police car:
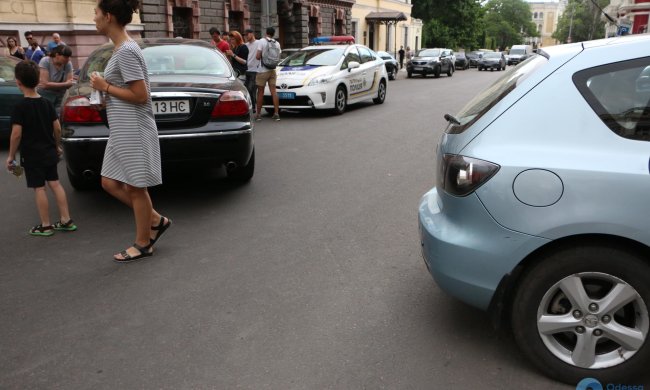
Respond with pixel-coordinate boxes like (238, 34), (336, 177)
(261, 37), (388, 115)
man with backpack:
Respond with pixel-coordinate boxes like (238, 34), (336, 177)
(255, 27), (281, 121)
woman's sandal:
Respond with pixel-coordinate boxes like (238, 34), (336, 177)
(113, 243), (153, 263)
(150, 216), (172, 246)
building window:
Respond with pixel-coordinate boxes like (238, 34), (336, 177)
(351, 20), (358, 43)
(172, 7), (192, 38)
(335, 19), (344, 36)
(539, 12), (543, 19)
(539, 24), (542, 32)
(309, 17), (318, 41)
(533, 12), (537, 19)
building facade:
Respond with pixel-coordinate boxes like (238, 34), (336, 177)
(1, 0), (425, 68)
(0, 0), (144, 68)
(525, 1), (566, 48)
(351, 0), (421, 58)
(604, 0), (650, 37)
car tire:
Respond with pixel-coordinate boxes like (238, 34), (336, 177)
(447, 65), (453, 77)
(478, 67), (482, 71)
(333, 85), (347, 115)
(407, 72), (412, 78)
(511, 245), (650, 385)
(67, 168), (97, 191)
(433, 66), (441, 78)
(388, 68), (395, 81)
(373, 80), (386, 104)
(226, 149), (254, 182)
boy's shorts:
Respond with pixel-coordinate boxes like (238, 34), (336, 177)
(24, 164), (59, 188)
(256, 70), (277, 88)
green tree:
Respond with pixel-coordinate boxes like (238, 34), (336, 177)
(413, 0), (484, 49)
(483, 0), (538, 50)
(552, 0), (609, 43)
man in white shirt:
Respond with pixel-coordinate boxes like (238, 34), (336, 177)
(244, 28), (259, 113)
(255, 27), (280, 121)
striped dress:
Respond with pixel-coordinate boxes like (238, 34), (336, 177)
(101, 40), (162, 188)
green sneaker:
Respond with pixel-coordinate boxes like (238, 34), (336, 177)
(30, 224), (54, 237)
(53, 219), (77, 231)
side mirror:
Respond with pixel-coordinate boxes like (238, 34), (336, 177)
(348, 61), (360, 71)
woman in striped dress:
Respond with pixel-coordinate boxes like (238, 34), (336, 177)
(90, 0), (171, 262)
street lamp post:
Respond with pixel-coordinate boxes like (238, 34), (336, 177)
(567, 3), (575, 43)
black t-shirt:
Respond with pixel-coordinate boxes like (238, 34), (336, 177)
(231, 44), (249, 76)
(10, 97), (58, 168)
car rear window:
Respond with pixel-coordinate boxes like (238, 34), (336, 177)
(79, 44), (230, 81)
(573, 57), (650, 141)
(0, 57), (18, 82)
(447, 54), (547, 134)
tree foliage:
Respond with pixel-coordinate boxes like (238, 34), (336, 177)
(412, 0), (484, 49)
(483, 0), (538, 50)
(552, 0), (609, 43)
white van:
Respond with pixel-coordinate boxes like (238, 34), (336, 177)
(507, 44), (533, 65)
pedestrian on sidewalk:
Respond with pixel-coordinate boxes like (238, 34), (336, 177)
(46, 33), (66, 53)
(90, 0), (171, 263)
(25, 38), (45, 65)
(398, 46), (405, 69)
(6, 36), (25, 59)
(255, 27), (281, 121)
(226, 30), (248, 80)
(6, 60), (77, 237)
(244, 28), (259, 113)
(209, 27), (230, 54)
(38, 45), (75, 116)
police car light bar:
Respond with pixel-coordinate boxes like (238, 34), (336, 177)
(310, 36), (355, 44)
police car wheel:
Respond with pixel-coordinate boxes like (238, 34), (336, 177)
(333, 85), (346, 115)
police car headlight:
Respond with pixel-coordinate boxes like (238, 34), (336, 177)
(308, 75), (333, 86)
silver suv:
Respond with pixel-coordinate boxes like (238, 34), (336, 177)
(406, 48), (455, 78)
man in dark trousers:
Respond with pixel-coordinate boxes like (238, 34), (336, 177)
(398, 46), (405, 69)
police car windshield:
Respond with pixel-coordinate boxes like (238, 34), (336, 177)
(280, 48), (345, 67)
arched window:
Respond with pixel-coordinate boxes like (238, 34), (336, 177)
(533, 12), (538, 19)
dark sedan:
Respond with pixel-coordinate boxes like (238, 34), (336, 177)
(0, 55), (22, 140)
(454, 52), (469, 70)
(61, 39), (254, 190)
(478, 51), (506, 71)
(466, 51), (483, 68)
(377, 51), (398, 80)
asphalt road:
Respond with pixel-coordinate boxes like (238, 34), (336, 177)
(1, 67), (586, 389)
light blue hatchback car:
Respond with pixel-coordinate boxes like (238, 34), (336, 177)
(419, 34), (650, 385)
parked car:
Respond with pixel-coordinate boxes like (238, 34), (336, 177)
(376, 51), (398, 80)
(406, 48), (454, 78)
(508, 44), (533, 65)
(478, 51), (506, 71)
(61, 38), (254, 190)
(0, 55), (22, 140)
(454, 52), (469, 70)
(419, 34), (650, 385)
(466, 51), (484, 68)
(263, 43), (387, 115)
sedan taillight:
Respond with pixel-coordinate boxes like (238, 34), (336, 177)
(62, 96), (103, 123)
(211, 91), (249, 118)
(437, 154), (500, 197)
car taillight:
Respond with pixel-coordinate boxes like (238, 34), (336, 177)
(437, 154), (500, 197)
(62, 96), (103, 123)
(211, 91), (249, 118)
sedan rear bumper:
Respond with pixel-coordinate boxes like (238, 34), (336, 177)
(63, 129), (253, 178)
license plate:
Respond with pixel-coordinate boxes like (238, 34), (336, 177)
(278, 92), (295, 100)
(153, 99), (190, 115)
(413, 67), (422, 71)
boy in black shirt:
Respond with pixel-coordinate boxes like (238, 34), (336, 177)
(6, 60), (77, 236)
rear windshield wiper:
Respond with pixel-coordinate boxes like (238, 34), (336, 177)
(444, 113), (461, 125)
